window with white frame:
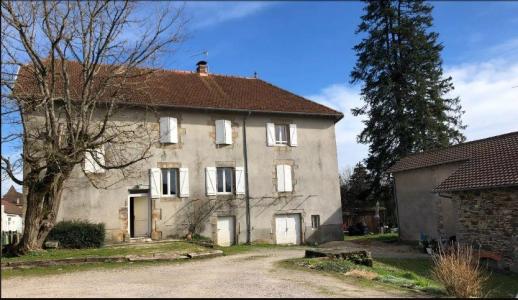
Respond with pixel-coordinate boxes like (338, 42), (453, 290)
(274, 124), (289, 145)
(311, 215), (320, 229)
(216, 167), (233, 194)
(162, 168), (178, 196)
(267, 123), (297, 147)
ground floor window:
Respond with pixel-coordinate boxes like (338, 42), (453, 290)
(217, 167), (233, 194)
(162, 168), (178, 196)
(311, 215), (320, 229)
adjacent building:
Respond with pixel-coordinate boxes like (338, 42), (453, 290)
(389, 132), (518, 272)
(1, 186), (24, 233)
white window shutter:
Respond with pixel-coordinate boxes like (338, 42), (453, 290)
(276, 165), (285, 192)
(216, 120), (232, 145)
(169, 117), (178, 143)
(160, 117), (178, 143)
(149, 168), (161, 198)
(159, 117), (169, 143)
(235, 167), (245, 195)
(266, 123), (275, 146)
(224, 120), (232, 144)
(284, 165), (293, 192)
(289, 124), (298, 147)
(206, 167), (217, 196)
(179, 168), (189, 197)
(215, 120), (225, 144)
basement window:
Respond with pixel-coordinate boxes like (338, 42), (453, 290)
(311, 215), (320, 229)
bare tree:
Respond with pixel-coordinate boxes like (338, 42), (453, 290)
(1, 0), (186, 254)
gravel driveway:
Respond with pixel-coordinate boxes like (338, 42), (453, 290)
(1, 248), (403, 298)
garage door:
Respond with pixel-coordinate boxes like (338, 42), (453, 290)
(216, 216), (235, 247)
(275, 214), (301, 245)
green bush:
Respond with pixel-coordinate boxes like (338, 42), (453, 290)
(46, 220), (105, 249)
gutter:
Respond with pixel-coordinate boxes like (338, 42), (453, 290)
(391, 174), (401, 241)
(242, 111), (252, 244)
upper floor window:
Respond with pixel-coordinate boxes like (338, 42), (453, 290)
(215, 120), (232, 145)
(217, 167), (233, 194)
(275, 124), (289, 145)
(162, 168), (178, 196)
(266, 123), (297, 147)
(160, 117), (178, 144)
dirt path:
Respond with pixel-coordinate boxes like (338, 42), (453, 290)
(2, 248), (405, 298)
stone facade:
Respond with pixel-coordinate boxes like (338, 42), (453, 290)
(455, 187), (518, 272)
(39, 107), (344, 245)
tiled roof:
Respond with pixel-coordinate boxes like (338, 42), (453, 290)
(1, 199), (23, 216)
(13, 61), (343, 120)
(388, 131), (518, 192)
(1, 186), (22, 205)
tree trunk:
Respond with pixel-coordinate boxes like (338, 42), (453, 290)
(14, 171), (68, 255)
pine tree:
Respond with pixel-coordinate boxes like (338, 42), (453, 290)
(351, 0), (465, 192)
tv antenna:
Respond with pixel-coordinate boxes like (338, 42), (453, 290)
(191, 50), (208, 59)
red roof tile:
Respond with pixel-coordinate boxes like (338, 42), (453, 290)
(1, 199), (23, 216)
(13, 61), (343, 120)
(388, 131), (518, 192)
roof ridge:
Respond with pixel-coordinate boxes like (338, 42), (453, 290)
(401, 131), (518, 159)
(255, 78), (343, 116)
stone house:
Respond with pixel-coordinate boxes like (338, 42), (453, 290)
(389, 131), (518, 272)
(16, 61), (344, 246)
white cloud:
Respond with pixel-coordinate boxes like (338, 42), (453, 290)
(308, 54), (518, 172)
(186, 2), (274, 29)
(305, 84), (369, 172)
(445, 59), (518, 140)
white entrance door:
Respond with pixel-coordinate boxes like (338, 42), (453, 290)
(275, 214), (301, 245)
(133, 197), (149, 237)
(217, 216), (234, 247)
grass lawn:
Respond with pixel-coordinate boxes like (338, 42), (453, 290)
(281, 256), (518, 298)
(1, 259), (189, 279)
(1, 241), (206, 263)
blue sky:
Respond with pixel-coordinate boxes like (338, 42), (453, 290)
(172, 1), (518, 173)
(2, 1), (518, 191)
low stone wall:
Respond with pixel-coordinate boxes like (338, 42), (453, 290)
(455, 187), (518, 272)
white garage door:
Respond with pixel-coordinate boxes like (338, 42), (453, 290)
(217, 216), (235, 247)
(275, 214), (301, 245)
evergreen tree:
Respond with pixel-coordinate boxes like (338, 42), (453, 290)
(344, 163), (373, 209)
(351, 0), (466, 193)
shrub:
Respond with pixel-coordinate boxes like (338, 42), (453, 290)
(431, 243), (488, 298)
(46, 220), (105, 249)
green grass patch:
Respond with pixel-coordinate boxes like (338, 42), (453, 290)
(1, 241), (206, 263)
(1, 259), (188, 279)
(344, 232), (399, 243)
(281, 256), (518, 298)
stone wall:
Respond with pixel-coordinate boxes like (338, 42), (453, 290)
(455, 187), (518, 272)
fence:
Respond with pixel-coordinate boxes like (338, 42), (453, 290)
(1, 231), (21, 246)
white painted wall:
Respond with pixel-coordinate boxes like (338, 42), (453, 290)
(1, 205), (24, 233)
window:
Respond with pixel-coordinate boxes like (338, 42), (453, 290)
(311, 215), (320, 229)
(215, 120), (232, 145)
(216, 167), (233, 194)
(274, 124), (289, 145)
(159, 117), (178, 144)
(162, 168), (178, 196)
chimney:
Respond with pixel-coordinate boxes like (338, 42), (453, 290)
(196, 61), (208, 76)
